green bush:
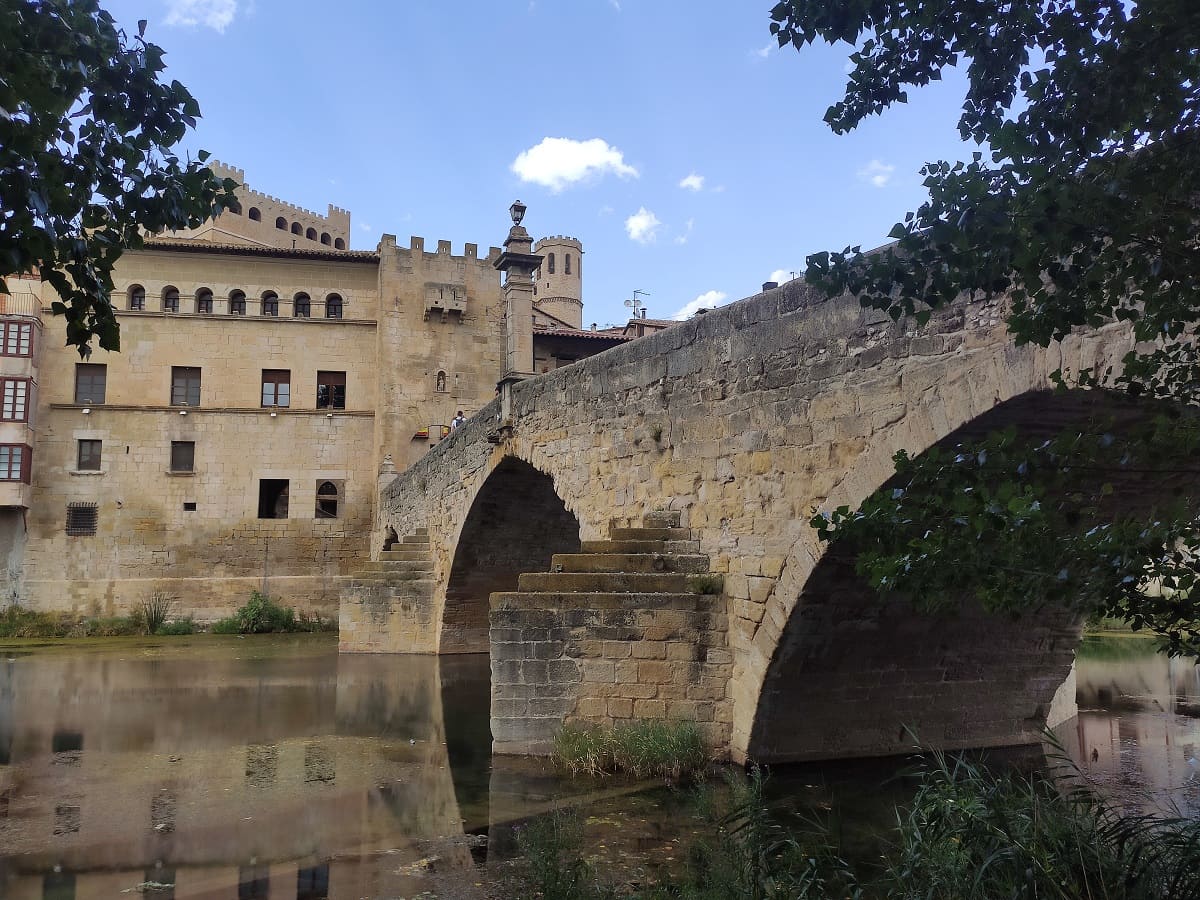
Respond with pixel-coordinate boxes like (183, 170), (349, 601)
(155, 618), (196, 636)
(139, 592), (175, 634)
(554, 719), (708, 781)
(0, 605), (71, 637)
(209, 592), (336, 634)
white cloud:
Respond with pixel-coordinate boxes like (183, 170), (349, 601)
(674, 217), (695, 245)
(358, 222), (373, 232)
(164, 0), (238, 32)
(673, 290), (729, 321)
(768, 269), (797, 285)
(858, 159), (895, 188)
(511, 137), (638, 193)
(625, 207), (662, 244)
(752, 42), (773, 60)
(598, 204), (615, 216)
(679, 173), (705, 192)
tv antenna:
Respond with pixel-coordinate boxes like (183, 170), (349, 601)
(624, 290), (651, 315)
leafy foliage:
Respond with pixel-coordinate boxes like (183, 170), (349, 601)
(554, 719), (709, 782)
(768, 1), (1200, 647)
(0, 0), (237, 355)
(210, 591), (336, 634)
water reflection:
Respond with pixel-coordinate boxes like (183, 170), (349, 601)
(0, 634), (1195, 898)
(1061, 635), (1200, 816)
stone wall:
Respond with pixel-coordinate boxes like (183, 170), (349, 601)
(379, 279), (1136, 762)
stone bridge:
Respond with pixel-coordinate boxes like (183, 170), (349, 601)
(341, 279), (1138, 764)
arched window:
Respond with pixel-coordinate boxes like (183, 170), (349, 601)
(315, 481), (339, 519)
(195, 288), (213, 314)
(547, 252), (555, 274)
(435, 371), (447, 393)
(290, 222), (302, 235)
(320, 233), (331, 245)
(334, 238), (346, 250)
(305, 227), (317, 241)
(565, 253), (571, 275)
(275, 217), (287, 230)
(261, 291), (279, 317)
(229, 290), (246, 315)
(325, 293), (343, 319)
(128, 284), (145, 311)
(227, 200), (242, 215)
(162, 286), (180, 313)
(249, 207), (262, 222)
(293, 292), (311, 317)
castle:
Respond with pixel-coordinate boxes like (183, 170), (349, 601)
(0, 163), (639, 619)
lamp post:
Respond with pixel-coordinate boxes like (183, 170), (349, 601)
(493, 200), (543, 423)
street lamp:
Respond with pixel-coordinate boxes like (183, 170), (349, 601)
(509, 200), (527, 228)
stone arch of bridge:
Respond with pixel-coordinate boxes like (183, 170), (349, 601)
(742, 387), (1199, 763)
(439, 454), (582, 654)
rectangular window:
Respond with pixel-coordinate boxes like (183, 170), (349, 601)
(170, 367), (201, 406)
(0, 444), (29, 482)
(261, 369), (290, 408)
(65, 501), (98, 536)
(170, 441), (194, 473)
(0, 378), (29, 422)
(74, 363), (106, 404)
(76, 439), (101, 471)
(257, 479), (288, 519)
(1, 321), (32, 357)
(316, 371), (346, 409)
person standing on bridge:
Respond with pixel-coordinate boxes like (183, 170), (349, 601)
(451, 410), (466, 429)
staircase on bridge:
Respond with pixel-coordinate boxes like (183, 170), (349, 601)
(490, 511), (733, 756)
(338, 527), (436, 652)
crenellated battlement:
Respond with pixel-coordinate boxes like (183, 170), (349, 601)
(535, 235), (582, 247)
(402, 236), (506, 264)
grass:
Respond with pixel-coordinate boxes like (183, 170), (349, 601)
(521, 751), (1200, 899)
(210, 591), (336, 634)
(687, 574), (724, 595)
(139, 592), (175, 633)
(553, 719), (709, 781)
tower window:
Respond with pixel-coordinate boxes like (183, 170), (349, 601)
(229, 290), (246, 315)
(565, 253), (571, 275)
(547, 252), (555, 274)
(293, 293), (311, 317)
(128, 284), (146, 310)
(325, 293), (343, 319)
(261, 292), (279, 316)
(275, 216), (287, 230)
(195, 288), (213, 314)
(162, 286), (180, 313)
(249, 207), (262, 221)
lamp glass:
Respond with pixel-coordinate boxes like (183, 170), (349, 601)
(509, 200), (526, 227)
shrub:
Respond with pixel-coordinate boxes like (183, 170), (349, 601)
(554, 719), (708, 781)
(209, 592), (335, 634)
(139, 592), (175, 634)
(516, 810), (614, 900)
(210, 616), (241, 634)
(155, 618), (196, 636)
(0, 605), (71, 638)
(687, 574), (723, 595)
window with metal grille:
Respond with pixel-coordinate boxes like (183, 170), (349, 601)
(325, 293), (343, 319)
(170, 441), (194, 473)
(65, 502), (98, 536)
(229, 290), (246, 315)
(316, 371), (346, 409)
(315, 480), (339, 518)
(128, 285), (146, 310)
(170, 367), (201, 406)
(261, 292), (278, 316)
(0, 378), (29, 421)
(77, 439), (101, 471)
(195, 289), (213, 314)
(261, 369), (290, 407)
(1, 321), (32, 357)
(74, 363), (106, 404)
(0, 444), (28, 482)
(293, 293), (310, 317)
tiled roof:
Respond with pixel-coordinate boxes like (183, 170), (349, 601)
(141, 239), (378, 262)
(533, 325), (632, 341)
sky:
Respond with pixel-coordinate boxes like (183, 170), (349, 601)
(102, 0), (976, 327)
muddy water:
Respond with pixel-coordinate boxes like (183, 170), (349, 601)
(0, 633), (1193, 898)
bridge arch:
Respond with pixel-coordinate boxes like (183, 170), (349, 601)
(439, 455), (581, 653)
(744, 387), (1196, 763)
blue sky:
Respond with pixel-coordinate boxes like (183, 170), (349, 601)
(103, 0), (975, 327)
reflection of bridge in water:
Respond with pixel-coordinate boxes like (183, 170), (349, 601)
(0, 643), (623, 899)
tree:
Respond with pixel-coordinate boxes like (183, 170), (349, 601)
(0, 0), (236, 356)
(770, 1), (1200, 652)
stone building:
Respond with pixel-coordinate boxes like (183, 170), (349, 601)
(0, 165), (629, 620)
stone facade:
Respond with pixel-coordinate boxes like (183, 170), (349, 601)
(375, 279), (1138, 762)
(1, 168), (620, 620)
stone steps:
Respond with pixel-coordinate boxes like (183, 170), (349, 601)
(358, 559), (434, 573)
(580, 539), (700, 554)
(379, 548), (429, 561)
(551, 552), (710, 574)
(517, 571), (692, 594)
(609, 526), (693, 541)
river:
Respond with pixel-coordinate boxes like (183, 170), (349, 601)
(0, 632), (1193, 898)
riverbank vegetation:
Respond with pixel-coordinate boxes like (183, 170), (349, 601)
(210, 592), (336, 635)
(554, 720), (708, 781)
(519, 754), (1200, 899)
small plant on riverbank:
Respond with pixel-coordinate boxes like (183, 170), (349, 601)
(516, 810), (614, 900)
(211, 592), (336, 634)
(0, 605), (71, 637)
(156, 618), (196, 635)
(554, 719), (708, 781)
(139, 593), (175, 634)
